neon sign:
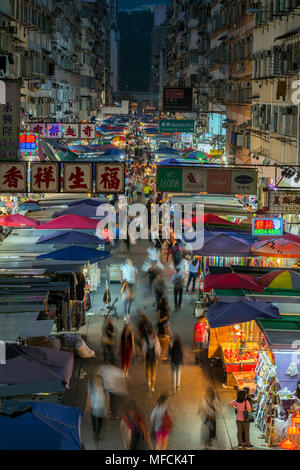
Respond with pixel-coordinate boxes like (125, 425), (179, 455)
(19, 133), (39, 157)
(252, 218), (283, 236)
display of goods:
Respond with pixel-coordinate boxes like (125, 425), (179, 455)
(223, 347), (258, 363)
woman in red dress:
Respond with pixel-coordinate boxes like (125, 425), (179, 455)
(120, 324), (135, 377)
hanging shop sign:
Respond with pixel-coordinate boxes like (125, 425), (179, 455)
(163, 88), (193, 112)
(29, 123), (96, 139)
(95, 163), (125, 194)
(156, 166), (257, 195)
(30, 163), (59, 193)
(0, 80), (20, 161)
(63, 163), (93, 193)
(210, 149), (223, 156)
(252, 217), (283, 236)
(269, 190), (300, 215)
(19, 133), (39, 158)
(0, 162), (125, 194)
(0, 162), (27, 192)
(159, 120), (195, 133)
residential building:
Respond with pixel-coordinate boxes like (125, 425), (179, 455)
(150, 4), (168, 102)
(109, 0), (119, 95)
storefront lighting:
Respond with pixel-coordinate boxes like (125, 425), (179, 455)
(280, 438), (296, 450)
(292, 414), (300, 424)
(288, 425), (300, 435)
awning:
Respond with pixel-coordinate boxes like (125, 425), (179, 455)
(207, 301), (280, 328)
(275, 27), (300, 41)
(36, 246), (110, 263)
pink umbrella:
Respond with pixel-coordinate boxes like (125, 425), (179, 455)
(0, 214), (40, 228)
(38, 214), (99, 230)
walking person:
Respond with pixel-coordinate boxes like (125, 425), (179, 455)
(199, 387), (220, 449)
(171, 267), (185, 310)
(102, 317), (115, 365)
(143, 324), (161, 392)
(172, 239), (182, 267)
(120, 323), (135, 377)
(157, 297), (171, 361)
(228, 389), (253, 449)
(85, 372), (109, 441)
(169, 335), (183, 393)
(120, 258), (138, 314)
(98, 364), (128, 421)
(120, 400), (153, 450)
(121, 280), (133, 321)
(136, 310), (151, 358)
(152, 273), (167, 309)
(150, 393), (173, 450)
(192, 315), (209, 365)
(186, 257), (200, 292)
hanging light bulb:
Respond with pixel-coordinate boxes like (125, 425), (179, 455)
(292, 414), (300, 424)
(288, 425), (300, 435)
(280, 438), (296, 450)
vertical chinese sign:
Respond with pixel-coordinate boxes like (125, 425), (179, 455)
(0, 162), (26, 192)
(63, 163), (92, 193)
(30, 163), (59, 193)
(0, 80), (20, 160)
(96, 163), (125, 194)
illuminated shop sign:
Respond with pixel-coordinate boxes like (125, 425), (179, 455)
(252, 218), (283, 236)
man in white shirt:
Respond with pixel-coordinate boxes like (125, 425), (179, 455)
(186, 257), (200, 292)
(120, 259), (138, 313)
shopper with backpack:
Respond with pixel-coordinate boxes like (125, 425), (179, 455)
(150, 393), (173, 450)
(171, 268), (185, 310)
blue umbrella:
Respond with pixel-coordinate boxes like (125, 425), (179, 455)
(36, 231), (105, 245)
(36, 246), (110, 263)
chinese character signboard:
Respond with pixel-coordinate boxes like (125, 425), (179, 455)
(163, 88), (193, 112)
(19, 133), (39, 158)
(156, 166), (257, 195)
(252, 218), (283, 236)
(28, 123), (96, 139)
(96, 163), (125, 194)
(0, 80), (20, 160)
(269, 190), (300, 215)
(63, 163), (92, 193)
(30, 163), (59, 193)
(159, 120), (195, 133)
(0, 162), (26, 192)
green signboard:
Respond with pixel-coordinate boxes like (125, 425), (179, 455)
(156, 167), (182, 192)
(159, 120), (195, 133)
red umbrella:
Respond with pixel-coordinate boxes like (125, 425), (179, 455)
(204, 273), (264, 292)
(38, 214), (99, 230)
(0, 214), (40, 228)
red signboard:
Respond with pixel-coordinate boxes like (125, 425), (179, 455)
(30, 163), (59, 193)
(0, 162), (27, 192)
(63, 163), (92, 193)
(207, 169), (232, 194)
(96, 163), (124, 194)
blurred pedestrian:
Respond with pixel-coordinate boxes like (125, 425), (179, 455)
(121, 280), (133, 321)
(136, 310), (151, 357)
(157, 297), (171, 360)
(150, 393), (173, 450)
(120, 323), (135, 377)
(169, 335), (183, 393)
(192, 315), (209, 365)
(120, 400), (153, 450)
(198, 386), (220, 449)
(102, 317), (115, 365)
(186, 257), (199, 292)
(85, 372), (109, 441)
(172, 240), (182, 267)
(98, 364), (128, 421)
(153, 272), (167, 309)
(228, 389), (253, 449)
(171, 267), (185, 310)
(143, 324), (161, 392)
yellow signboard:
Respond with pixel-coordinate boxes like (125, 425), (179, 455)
(210, 149), (223, 156)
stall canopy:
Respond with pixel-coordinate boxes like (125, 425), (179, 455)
(204, 273), (264, 292)
(68, 198), (107, 207)
(38, 215), (99, 230)
(0, 401), (82, 450)
(0, 215), (40, 228)
(36, 230), (104, 245)
(36, 246), (110, 263)
(207, 301), (280, 328)
(183, 214), (237, 226)
(192, 233), (253, 257)
(0, 344), (74, 397)
(19, 203), (41, 212)
(256, 270), (300, 289)
(251, 237), (300, 258)
(53, 203), (107, 218)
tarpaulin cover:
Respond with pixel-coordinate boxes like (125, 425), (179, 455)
(184, 214), (237, 226)
(36, 245), (110, 263)
(68, 198), (107, 207)
(37, 230), (104, 245)
(0, 214), (40, 228)
(0, 345), (74, 386)
(251, 237), (300, 258)
(192, 233), (253, 257)
(54, 203), (107, 218)
(204, 273), (264, 292)
(207, 301), (280, 328)
(256, 270), (300, 289)
(0, 401), (82, 450)
(38, 215), (99, 229)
